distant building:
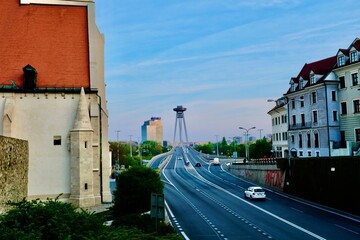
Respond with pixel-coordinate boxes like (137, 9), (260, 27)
(141, 117), (163, 145)
(0, 0), (111, 207)
(267, 98), (288, 158)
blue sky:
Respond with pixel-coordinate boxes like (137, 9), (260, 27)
(95, 0), (360, 143)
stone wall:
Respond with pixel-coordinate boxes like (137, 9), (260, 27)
(0, 136), (28, 213)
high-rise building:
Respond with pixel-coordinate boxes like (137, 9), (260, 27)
(141, 117), (163, 145)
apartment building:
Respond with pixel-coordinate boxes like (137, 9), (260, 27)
(267, 98), (288, 158)
(332, 38), (360, 155)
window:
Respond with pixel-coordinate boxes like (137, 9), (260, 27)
(291, 83), (296, 92)
(355, 129), (360, 142)
(53, 136), (61, 145)
(291, 135), (295, 143)
(312, 110), (318, 123)
(299, 134), (303, 148)
(331, 91), (336, 101)
(301, 113), (305, 126)
(352, 73), (358, 86)
(300, 96), (304, 107)
(350, 51), (358, 62)
(299, 80), (304, 89)
(310, 74), (315, 84)
(333, 110), (338, 121)
(338, 56), (345, 66)
(307, 133), (311, 148)
(311, 92), (317, 104)
(282, 132), (288, 141)
(339, 76), (345, 88)
(340, 131), (346, 148)
(354, 99), (360, 113)
(292, 115), (296, 126)
(314, 133), (319, 148)
(341, 102), (347, 115)
(291, 99), (296, 109)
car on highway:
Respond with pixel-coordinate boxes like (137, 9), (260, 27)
(177, 156), (183, 160)
(244, 186), (266, 200)
(195, 162), (201, 167)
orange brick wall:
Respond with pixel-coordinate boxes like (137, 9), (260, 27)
(0, 0), (90, 88)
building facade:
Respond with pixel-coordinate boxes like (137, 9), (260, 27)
(0, 0), (111, 207)
(141, 117), (163, 145)
(269, 37), (360, 158)
(267, 98), (288, 158)
(284, 56), (341, 157)
(332, 38), (360, 156)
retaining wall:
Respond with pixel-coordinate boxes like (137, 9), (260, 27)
(0, 136), (28, 213)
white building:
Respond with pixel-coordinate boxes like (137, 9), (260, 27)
(332, 38), (360, 156)
(267, 98), (288, 158)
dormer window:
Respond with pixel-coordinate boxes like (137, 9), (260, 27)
(350, 51), (358, 63)
(310, 74), (315, 84)
(338, 56), (345, 66)
(291, 83), (296, 92)
(299, 79), (304, 89)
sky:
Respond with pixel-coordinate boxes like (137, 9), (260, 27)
(95, 0), (360, 143)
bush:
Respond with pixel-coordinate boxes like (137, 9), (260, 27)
(112, 166), (164, 216)
(0, 198), (105, 240)
(0, 198), (181, 240)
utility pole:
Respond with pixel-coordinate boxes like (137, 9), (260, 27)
(258, 129), (263, 139)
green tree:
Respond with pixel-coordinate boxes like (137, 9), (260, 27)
(112, 166), (164, 216)
(194, 142), (215, 154)
(249, 137), (272, 159)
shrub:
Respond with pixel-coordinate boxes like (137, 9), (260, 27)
(112, 166), (164, 216)
(0, 198), (104, 240)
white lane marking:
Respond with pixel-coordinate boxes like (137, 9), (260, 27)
(183, 159), (327, 240)
(334, 224), (359, 235)
(291, 207), (304, 213)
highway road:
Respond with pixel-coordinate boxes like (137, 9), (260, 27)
(152, 146), (360, 240)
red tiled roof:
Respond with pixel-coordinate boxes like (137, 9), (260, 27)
(297, 56), (336, 81)
(267, 102), (286, 114)
(338, 48), (349, 56)
(352, 38), (360, 51)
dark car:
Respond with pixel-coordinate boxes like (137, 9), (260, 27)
(195, 162), (201, 167)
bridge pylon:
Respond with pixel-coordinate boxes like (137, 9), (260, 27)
(173, 105), (189, 146)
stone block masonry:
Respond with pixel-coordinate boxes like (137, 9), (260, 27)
(0, 136), (28, 213)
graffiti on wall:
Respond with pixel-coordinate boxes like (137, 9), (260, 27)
(264, 170), (283, 188)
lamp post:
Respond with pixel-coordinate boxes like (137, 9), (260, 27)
(215, 135), (219, 157)
(239, 127), (256, 162)
(115, 130), (120, 163)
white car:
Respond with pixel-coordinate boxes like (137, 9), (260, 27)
(244, 186), (266, 200)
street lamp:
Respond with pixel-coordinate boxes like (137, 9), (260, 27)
(239, 126), (256, 162)
(115, 130), (121, 170)
(215, 135), (219, 157)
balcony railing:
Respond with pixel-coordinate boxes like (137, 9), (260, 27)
(289, 122), (313, 130)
